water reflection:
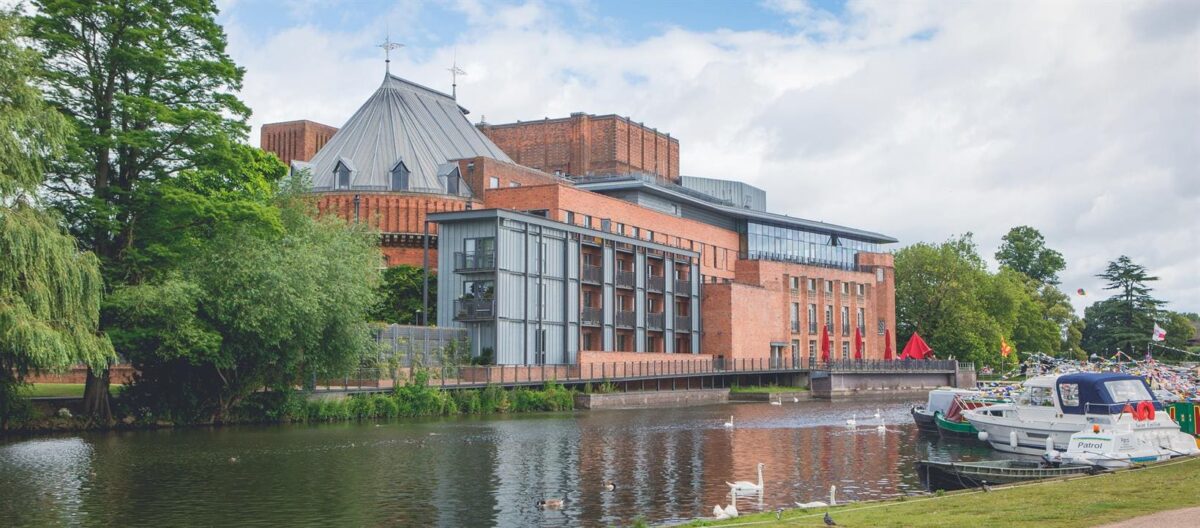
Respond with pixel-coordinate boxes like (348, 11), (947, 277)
(0, 399), (1019, 527)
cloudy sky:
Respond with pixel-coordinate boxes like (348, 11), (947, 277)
(218, 0), (1200, 315)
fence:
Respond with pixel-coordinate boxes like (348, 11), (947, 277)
(314, 354), (967, 392)
(373, 324), (470, 368)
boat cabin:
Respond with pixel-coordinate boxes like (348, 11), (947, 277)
(1055, 372), (1157, 415)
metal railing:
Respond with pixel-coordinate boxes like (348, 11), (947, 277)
(455, 251), (496, 271)
(791, 321), (801, 333)
(647, 275), (665, 292)
(615, 310), (636, 328)
(674, 279), (691, 295)
(581, 264), (602, 284)
(454, 298), (496, 321)
(374, 325), (469, 368)
(646, 312), (665, 330)
(580, 306), (602, 326)
(312, 358), (967, 392)
(615, 270), (635, 289)
(675, 315), (691, 331)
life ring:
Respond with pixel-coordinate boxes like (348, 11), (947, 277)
(1135, 400), (1155, 421)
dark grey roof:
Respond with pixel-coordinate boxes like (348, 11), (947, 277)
(304, 73), (512, 194)
(575, 176), (898, 244)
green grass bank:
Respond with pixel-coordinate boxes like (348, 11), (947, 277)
(690, 456), (1200, 527)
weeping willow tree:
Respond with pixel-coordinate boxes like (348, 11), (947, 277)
(0, 10), (113, 425)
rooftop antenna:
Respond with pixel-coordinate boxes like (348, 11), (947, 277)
(447, 50), (467, 99)
(379, 33), (404, 74)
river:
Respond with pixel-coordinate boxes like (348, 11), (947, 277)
(0, 398), (1018, 527)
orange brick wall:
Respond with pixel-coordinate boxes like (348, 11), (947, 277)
(456, 156), (561, 199)
(315, 192), (479, 235)
(261, 120), (338, 165)
(701, 282), (784, 361)
(480, 114), (679, 183)
(484, 183), (740, 281)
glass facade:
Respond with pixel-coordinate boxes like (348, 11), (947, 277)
(739, 221), (881, 271)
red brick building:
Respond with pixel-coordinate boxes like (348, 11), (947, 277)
(263, 71), (898, 364)
(480, 113), (680, 185)
(260, 120), (338, 165)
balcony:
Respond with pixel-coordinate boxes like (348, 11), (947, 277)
(615, 270), (635, 289)
(581, 264), (602, 285)
(455, 251), (495, 272)
(454, 298), (495, 321)
(580, 306), (602, 326)
(674, 278), (691, 295)
(615, 310), (636, 328)
(647, 274), (665, 293)
(646, 312), (665, 330)
(675, 315), (691, 331)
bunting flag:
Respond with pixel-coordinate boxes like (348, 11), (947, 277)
(1000, 337), (1012, 358)
(1076, 288), (1086, 296)
(1151, 323), (1166, 342)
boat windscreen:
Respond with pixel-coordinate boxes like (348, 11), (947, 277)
(1104, 379), (1153, 403)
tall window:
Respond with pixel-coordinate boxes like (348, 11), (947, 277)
(857, 307), (866, 333)
(463, 280), (494, 299)
(390, 161), (409, 191)
(808, 278), (816, 292)
(841, 282), (850, 295)
(617, 334), (628, 352)
(878, 318), (886, 335)
(582, 331), (593, 351)
(825, 280), (834, 294)
(841, 306), (850, 336)
(825, 305), (833, 332)
(446, 167), (461, 195)
(583, 215), (593, 229)
(790, 303), (800, 332)
(564, 211), (575, 225)
(841, 341), (849, 359)
(808, 304), (817, 333)
(488, 176), (500, 188)
(808, 340), (817, 366)
(790, 276), (800, 291)
(856, 284), (865, 297)
(335, 161), (351, 189)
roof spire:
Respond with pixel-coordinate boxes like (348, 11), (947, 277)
(379, 34), (404, 74)
(447, 50), (466, 100)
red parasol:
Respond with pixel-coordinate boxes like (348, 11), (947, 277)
(820, 326), (831, 364)
(854, 327), (864, 360)
(899, 332), (933, 360)
(884, 329), (893, 360)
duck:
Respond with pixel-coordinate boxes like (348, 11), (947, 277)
(726, 462), (765, 492)
(723, 415), (734, 428)
(845, 414), (857, 427)
(536, 498), (564, 510)
(603, 481), (616, 492)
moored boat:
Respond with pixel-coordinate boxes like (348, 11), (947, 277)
(913, 388), (981, 433)
(916, 459), (1095, 491)
(934, 395), (1005, 438)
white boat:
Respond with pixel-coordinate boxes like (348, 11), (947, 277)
(965, 373), (1189, 456)
(1046, 412), (1199, 469)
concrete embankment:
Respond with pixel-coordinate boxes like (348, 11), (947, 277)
(574, 389), (729, 409)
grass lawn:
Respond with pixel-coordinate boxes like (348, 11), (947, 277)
(729, 385), (809, 394)
(19, 383), (120, 398)
(691, 456), (1200, 527)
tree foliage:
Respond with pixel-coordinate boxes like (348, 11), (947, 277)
(1081, 255), (1165, 355)
(0, 10), (113, 422)
(371, 265), (436, 325)
(995, 226), (1066, 285)
(107, 177), (381, 423)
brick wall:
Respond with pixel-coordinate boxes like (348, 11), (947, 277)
(701, 282), (784, 361)
(480, 114), (679, 183)
(261, 120), (338, 165)
(316, 192), (479, 236)
(456, 156), (561, 199)
(27, 364), (136, 385)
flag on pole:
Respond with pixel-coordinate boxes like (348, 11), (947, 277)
(1151, 323), (1166, 342)
(1000, 337), (1012, 358)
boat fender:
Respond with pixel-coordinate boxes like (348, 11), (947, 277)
(1044, 436), (1055, 456)
(1009, 431), (1018, 449)
(978, 431), (989, 442)
(1136, 401), (1155, 421)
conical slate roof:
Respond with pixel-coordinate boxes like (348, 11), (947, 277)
(302, 73), (512, 194)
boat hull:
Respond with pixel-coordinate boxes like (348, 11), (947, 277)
(934, 411), (980, 439)
(917, 460), (1094, 491)
(912, 406), (938, 432)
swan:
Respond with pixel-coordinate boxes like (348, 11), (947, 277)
(537, 498), (564, 510)
(713, 505), (727, 519)
(603, 481), (616, 492)
(726, 462), (765, 492)
(877, 418), (887, 433)
(713, 492), (739, 520)
(723, 416), (734, 428)
(845, 414), (857, 427)
(796, 485), (837, 508)
(793, 396), (799, 403)
(770, 396), (782, 406)
(874, 408), (881, 420)
(722, 502), (739, 518)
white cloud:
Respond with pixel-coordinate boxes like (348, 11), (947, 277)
(225, 0), (1200, 314)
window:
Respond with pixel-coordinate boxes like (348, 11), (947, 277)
(646, 230), (654, 241)
(1019, 386), (1056, 407)
(601, 218), (612, 232)
(841, 341), (849, 360)
(583, 215), (593, 229)
(335, 161), (351, 189)
(464, 237), (495, 255)
(790, 276), (800, 291)
(583, 290), (594, 307)
(390, 161), (409, 190)
(1104, 380), (1152, 402)
(564, 211), (575, 225)
(808, 278), (817, 292)
(825, 305), (833, 332)
(841, 282), (850, 295)
(808, 304), (817, 333)
(841, 306), (850, 336)
(808, 340), (817, 365)
(446, 168), (460, 195)
(631, 226), (640, 239)
(616, 222), (625, 235)
(878, 318), (886, 335)
(857, 284), (865, 297)
(537, 241), (547, 273)
(790, 303), (800, 332)
(857, 307), (865, 333)
(488, 176), (500, 188)
(1060, 383), (1080, 407)
(536, 328), (547, 363)
(617, 333), (628, 352)
(463, 280), (494, 299)
(509, 181), (521, 188)
(539, 282), (547, 318)
(876, 268), (885, 282)
(582, 331), (593, 351)
(825, 280), (834, 293)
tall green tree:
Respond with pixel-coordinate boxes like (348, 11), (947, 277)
(30, 0), (250, 418)
(995, 225), (1066, 285)
(106, 177), (380, 422)
(1081, 255), (1164, 355)
(371, 265), (437, 325)
(0, 10), (113, 424)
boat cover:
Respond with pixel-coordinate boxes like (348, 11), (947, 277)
(1055, 372), (1155, 415)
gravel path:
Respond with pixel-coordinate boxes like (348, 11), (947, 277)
(1093, 507), (1200, 527)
